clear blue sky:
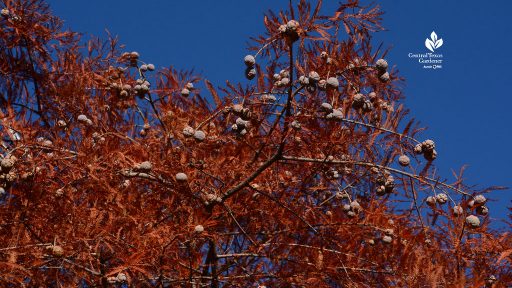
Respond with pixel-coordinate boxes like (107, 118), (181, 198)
(46, 1), (512, 225)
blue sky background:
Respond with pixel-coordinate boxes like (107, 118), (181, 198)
(45, 1), (512, 226)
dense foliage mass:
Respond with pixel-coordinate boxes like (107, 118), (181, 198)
(0, 0), (510, 286)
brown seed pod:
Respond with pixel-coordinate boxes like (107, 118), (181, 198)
(134, 161), (152, 172)
(452, 205), (463, 216)
(308, 71), (320, 82)
(423, 149), (437, 161)
(183, 126), (195, 137)
(235, 117), (249, 128)
(375, 58), (388, 71)
(116, 273), (127, 282)
(130, 51), (140, 59)
(320, 102), (333, 113)
(244, 55), (256, 67)
(384, 176), (395, 193)
(385, 175), (394, 186)
(298, 75), (309, 85)
(414, 143), (423, 154)
(282, 20), (300, 42)
(326, 108), (343, 120)
(286, 20), (299, 31)
(376, 185), (386, 196)
(426, 196), (437, 206)
(261, 94), (276, 102)
(326, 77), (339, 89)
(476, 205), (489, 216)
(465, 215), (480, 228)
(51, 245), (64, 257)
(422, 139), (435, 152)
(1, 8), (10, 17)
(232, 104), (244, 114)
(193, 130), (206, 142)
(362, 100), (373, 113)
(119, 90), (128, 97)
(175, 172), (188, 182)
(382, 235), (392, 244)
(474, 194), (486, 205)
(245, 67), (256, 80)
(5, 171), (17, 183)
(181, 88), (190, 97)
(318, 79), (327, 90)
(57, 120), (67, 127)
(350, 200), (362, 212)
(352, 93), (365, 109)
(77, 114), (89, 122)
(485, 275), (497, 286)
(107, 277), (117, 284)
(1, 156), (16, 171)
(279, 69), (290, 79)
(398, 155), (410, 166)
(278, 24), (287, 33)
(379, 72), (390, 82)
(335, 191), (347, 200)
(280, 77), (290, 86)
(326, 169), (339, 179)
(205, 193), (217, 202)
(140, 84), (150, 93)
(37, 137), (53, 147)
(436, 193), (448, 204)
(306, 84), (317, 93)
(240, 108), (252, 119)
(194, 224), (204, 233)
(375, 174), (386, 186)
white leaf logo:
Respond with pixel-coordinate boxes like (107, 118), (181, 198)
(425, 31), (443, 52)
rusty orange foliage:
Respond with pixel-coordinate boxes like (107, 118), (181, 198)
(0, 0), (510, 287)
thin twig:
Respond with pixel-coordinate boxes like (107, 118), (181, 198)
(281, 155), (471, 196)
